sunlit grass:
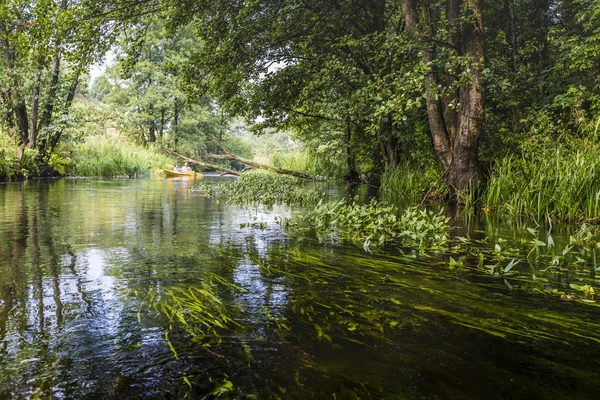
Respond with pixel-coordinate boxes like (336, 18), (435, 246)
(271, 149), (346, 180)
(66, 135), (173, 177)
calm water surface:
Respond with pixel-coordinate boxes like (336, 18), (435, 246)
(1, 177), (600, 399)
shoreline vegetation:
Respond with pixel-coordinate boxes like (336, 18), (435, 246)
(3, 125), (600, 225)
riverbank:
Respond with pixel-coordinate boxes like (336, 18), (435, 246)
(0, 134), (174, 181)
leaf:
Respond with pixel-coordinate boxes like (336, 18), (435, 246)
(504, 258), (520, 273)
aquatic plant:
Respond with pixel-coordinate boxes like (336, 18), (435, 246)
(484, 136), (600, 222)
(304, 200), (449, 251)
(193, 170), (324, 206)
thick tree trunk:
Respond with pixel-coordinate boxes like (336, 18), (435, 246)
(400, 0), (484, 193)
(447, 0), (484, 190)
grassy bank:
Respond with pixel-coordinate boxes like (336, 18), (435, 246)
(1, 133), (173, 180)
(64, 135), (173, 177)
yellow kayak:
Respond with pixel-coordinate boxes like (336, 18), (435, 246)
(163, 170), (203, 178)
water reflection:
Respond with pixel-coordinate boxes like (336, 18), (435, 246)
(0, 178), (600, 398)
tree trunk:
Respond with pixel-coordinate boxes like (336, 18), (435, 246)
(29, 71), (41, 148)
(447, 0), (484, 190)
(173, 100), (180, 147)
(207, 141), (316, 179)
(0, 21), (29, 145)
(400, 0), (484, 193)
(504, 0), (519, 134)
(345, 115), (359, 182)
(162, 148), (240, 176)
(39, 51), (61, 131)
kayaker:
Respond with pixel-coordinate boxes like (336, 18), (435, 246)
(181, 161), (192, 173)
(174, 163), (181, 172)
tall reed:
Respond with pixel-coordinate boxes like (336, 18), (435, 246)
(484, 136), (600, 222)
(379, 163), (442, 202)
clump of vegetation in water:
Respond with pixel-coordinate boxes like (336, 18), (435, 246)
(193, 171), (324, 206)
(304, 201), (449, 251)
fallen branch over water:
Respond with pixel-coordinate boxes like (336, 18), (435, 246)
(162, 148), (240, 176)
(206, 140), (315, 180)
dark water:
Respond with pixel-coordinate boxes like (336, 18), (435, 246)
(1, 177), (600, 399)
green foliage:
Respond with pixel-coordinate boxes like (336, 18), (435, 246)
(304, 201), (449, 251)
(484, 135), (600, 222)
(65, 135), (172, 177)
(0, 135), (39, 179)
(193, 171), (323, 206)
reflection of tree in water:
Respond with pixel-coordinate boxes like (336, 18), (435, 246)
(2, 180), (600, 398)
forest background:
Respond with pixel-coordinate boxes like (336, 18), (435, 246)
(0, 0), (599, 222)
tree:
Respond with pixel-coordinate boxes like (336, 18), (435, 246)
(0, 0), (134, 162)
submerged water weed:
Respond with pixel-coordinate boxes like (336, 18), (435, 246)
(449, 226), (600, 306)
(193, 171), (323, 206)
(304, 200), (449, 251)
(569, 224), (600, 247)
(146, 275), (245, 352)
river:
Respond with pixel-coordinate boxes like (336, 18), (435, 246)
(1, 177), (600, 399)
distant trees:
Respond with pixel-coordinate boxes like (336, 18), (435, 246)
(95, 18), (252, 161)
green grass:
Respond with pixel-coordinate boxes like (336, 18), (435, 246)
(271, 149), (346, 180)
(66, 135), (173, 177)
(379, 163), (443, 202)
(484, 136), (600, 223)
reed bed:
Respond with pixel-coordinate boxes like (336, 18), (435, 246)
(379, 163), (442, 202)
(484, 137), (600, 223)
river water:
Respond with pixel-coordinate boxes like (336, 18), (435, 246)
(1, 177), (600, 399)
